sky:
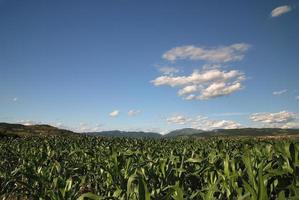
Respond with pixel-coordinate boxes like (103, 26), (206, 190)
(0, 0), (299, 133)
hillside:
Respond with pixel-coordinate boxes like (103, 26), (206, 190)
(167, 128), (299, 138)
(164, 128), (203, 137)
(85, 130), (161, 138)
(0, 123), (76, 137)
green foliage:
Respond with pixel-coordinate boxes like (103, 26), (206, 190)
(0, 136), (299, 199)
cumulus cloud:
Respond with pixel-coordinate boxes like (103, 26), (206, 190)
(109, 110), (119, 117)
(250, 111), (295, 124)
(13, 97), (18, 102)
(166, 115), (191, 125)
(197, 119), (241, 130)
(162, 43), (250, 63)
(271, 5), (292, 18)
(199, 81), (242, 100)
(128, 110), (141, 116)
(151, 69), (245, 100)
(158, 66), (179, 75)
(166, 114), (241, 130)
(250, 111), (299, 128)
(273, 89), (287, 95)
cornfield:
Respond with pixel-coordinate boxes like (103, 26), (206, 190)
(0, 136), (298, 199)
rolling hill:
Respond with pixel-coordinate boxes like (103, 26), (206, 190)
(164, 128), (203, 137)
(0, 123), (77, 137)
(164, 128), (299, 138)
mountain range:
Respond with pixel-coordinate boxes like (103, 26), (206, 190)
(1, 122), (299, 138)
(85, 130), (161, 138)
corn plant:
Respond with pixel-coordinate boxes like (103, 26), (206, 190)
(0, 136), (298, 199)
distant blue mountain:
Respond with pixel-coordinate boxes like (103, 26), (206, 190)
(85, 130), (161, 138)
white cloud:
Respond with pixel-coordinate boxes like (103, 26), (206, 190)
(158, 66), (179, 75)
(250, 111), (295, 124)
(162, 43), (250, 63)
(151, 69), (245, 100)
(109, 110), (119, 117)
(166, 114), (241, 130)
(128, 110), (141, 116)
(77, 123), (89, 132)
(199, 81), (242, 100)
(74, 123), (103, 132)
(273, 89), (287, 95)
(13, 97), (18, 102)
(178, 85), (198, 96)
(271, 5), (292, 18)
(93, 124), (103, 131)
(250, 111), (299, 128)
(198, 119), (241, 130)
(166, 115), (191, 125)
(49, 122), (67, 129)
(280, 122), (299, 129)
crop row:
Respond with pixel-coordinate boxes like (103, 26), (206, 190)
(0, 136), (298, 199)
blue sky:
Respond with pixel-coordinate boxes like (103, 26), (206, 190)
(0, 0), (298, 133)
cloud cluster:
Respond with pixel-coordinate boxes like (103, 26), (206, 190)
(273, 89), (287, 95)
(109, 110), (119, 117)
(109, 109), (141, 117)
(152, 43), (249, 100)
(162, 43), (250, 63)
(166, 114), (241, 130)
(158, 66), (179, 75)
(74, 123), (103, 132)
(250, 111), (299, 128)
(152, 69), (245, 100)
(166, 115), (191, 125)
(198, 119), (241, 130)
(271, 5), (292, 18)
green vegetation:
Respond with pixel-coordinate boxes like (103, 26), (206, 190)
(1, 136), (299, 199)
